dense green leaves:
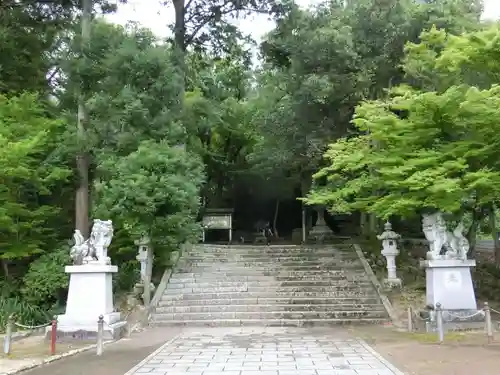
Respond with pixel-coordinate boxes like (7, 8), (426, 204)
(307, 84), (500, 218)
(94, 141), (205, 261)
(1, 0), (498, 327)
(0, 94), (71, 260)
(249, 0), (483, 202)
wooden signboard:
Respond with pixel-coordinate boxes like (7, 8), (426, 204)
(201, 208), (233, 243)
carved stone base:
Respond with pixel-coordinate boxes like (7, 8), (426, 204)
(134, 282), (156, 301)
(383, 278), (402, 290)
(53, 264), (126, 340)
(308, 226), (335, 243)
(420, 259), (477, 310)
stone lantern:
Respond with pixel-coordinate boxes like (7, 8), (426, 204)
(377, 221), (402, 288)
(308, 205), (333, 243)
(134, 236), (155, 300)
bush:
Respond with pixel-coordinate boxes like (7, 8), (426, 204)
(113, 260), (139, 295)
(0, 296), (51, 333)
(21, 245), (71, 311)
(474, 261), (500, 301)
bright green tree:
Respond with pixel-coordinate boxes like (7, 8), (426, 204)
(0, 94), (71, 262)
(250, 0), (483, 204)
(94, 141), (205, 262)
(306, 83), (500, 255)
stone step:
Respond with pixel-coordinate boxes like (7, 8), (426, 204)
(158, 296), (382, 306)
(178, 259), (361, 267)
(155, 303), (386, 313)
(163, 285), (375, 295)
(176, 265), (365, 273)
(165, 280), (372, 289)
(189, 246), (354, 253)
(184, 248), (355, 255)
(191, 243), (352, 248)
(151, 318), (388, 327)
(152, 310), (387, 321)
(172, 270), (361, 278)
(160, 290), (376, 300)
(188, 245), (353, 250)
(180, 256), (360, 263)
(167, 276), (370, 285)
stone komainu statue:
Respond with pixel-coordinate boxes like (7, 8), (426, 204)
(70, 219), (113, 265)
(422, 212), (469, 261)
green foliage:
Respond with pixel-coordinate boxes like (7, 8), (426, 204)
(0, 94), (71, 260)
(94, 141), (205, 262)
(0, 0), (494, 321)
(21, 246), (71, 311)
(307, 84), (500, 219)
(250, 0), (483, 198)
(0, 297), (51, 333)
(307, 24), (500, 226)
(474, 261), (500, 301)
(0, 0), (123, 96)
(183, 47), (257, 207)
(58, 21), (185, 157)
(113, 261), (140, 294)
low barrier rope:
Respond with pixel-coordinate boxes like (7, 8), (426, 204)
(446, 310), (485, 321)
(13, 321), (52, 330)
(489, 306), (500, 316)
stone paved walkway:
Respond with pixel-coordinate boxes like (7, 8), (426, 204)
(124, 327), (404, 375)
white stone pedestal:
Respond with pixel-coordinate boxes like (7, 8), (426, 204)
(54, 264), (126, 340)
(420, 259), (477, 310)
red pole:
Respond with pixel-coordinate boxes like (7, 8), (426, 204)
(50, 319), (57, 355)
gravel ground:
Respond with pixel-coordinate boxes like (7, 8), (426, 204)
(349, 325), (500, 375)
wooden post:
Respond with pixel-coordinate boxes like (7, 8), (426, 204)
(485, 302), (493, 344)
(50, 318), (57, 355)
(301, 206), (306, 244)
(407, 306), (413, 332)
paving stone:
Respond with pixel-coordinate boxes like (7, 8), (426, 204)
(124, 327), (404, 375)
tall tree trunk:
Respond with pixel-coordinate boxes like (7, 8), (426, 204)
(172, 0), (186, 97)
(172, 0), (187, 146)
(360, 212), (367, 237)
(172, 0), (186, 53)
(1, 259), (9, 279)
(368, 213), (377, 236)
(467, 209), (482, 259)
(301, 205), (306, 243)
(488, 204), (500, 264)
(272, 199), (280, 238)
(75, 0), (92, 238)
(300, 177), (312, 231)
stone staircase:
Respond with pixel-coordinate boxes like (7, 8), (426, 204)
(151, 243), (390, 326)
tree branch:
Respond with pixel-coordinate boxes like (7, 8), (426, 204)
(184, 6), (272, 47)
